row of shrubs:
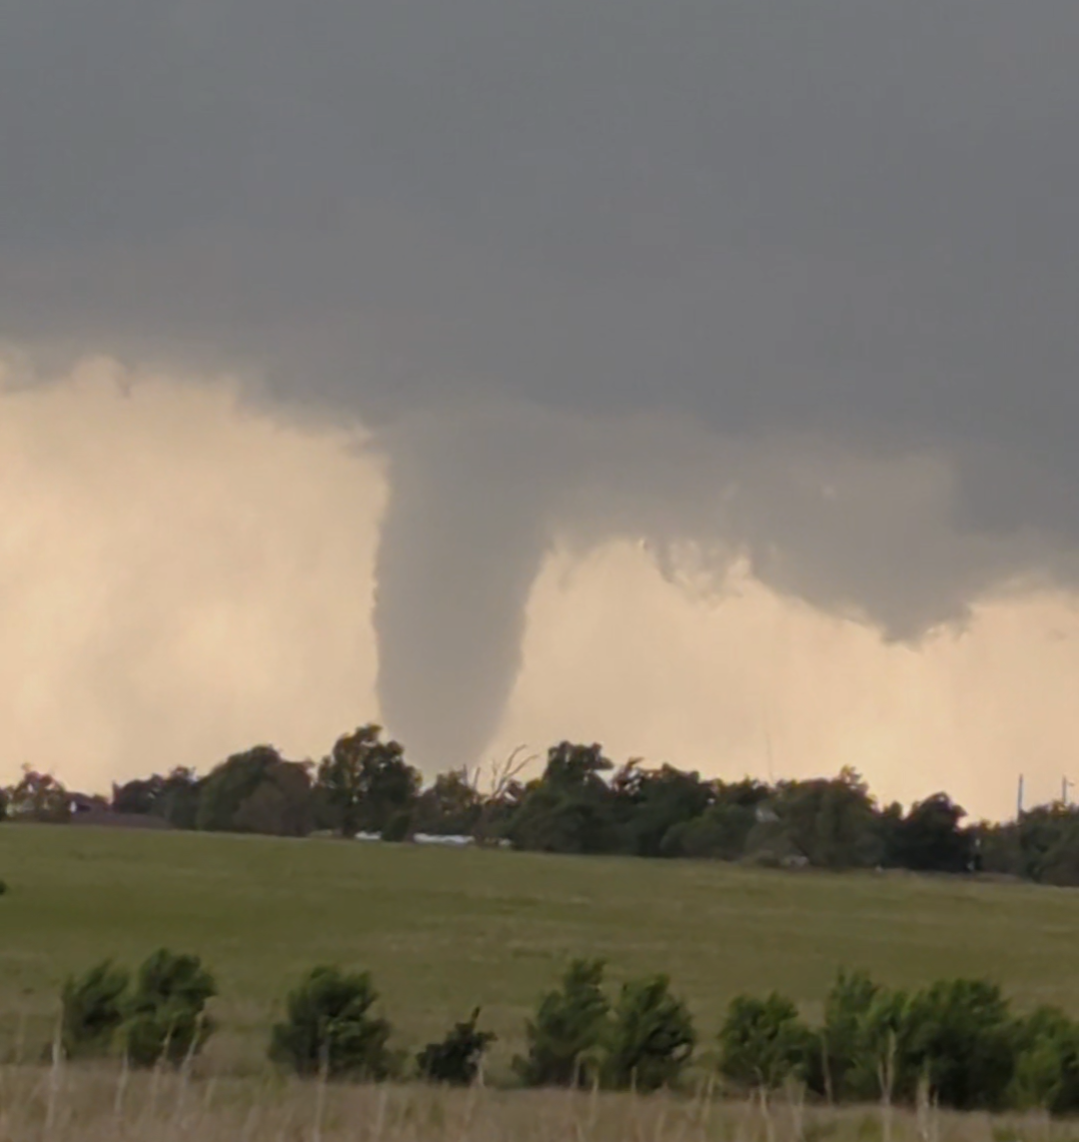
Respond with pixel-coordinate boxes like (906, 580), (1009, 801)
(59, 951), (1079, 1114)
(59, 950), (496, 1085)
(511, 961), (1079, 1115)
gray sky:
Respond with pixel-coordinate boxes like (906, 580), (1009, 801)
(3, 2), (1079, 780)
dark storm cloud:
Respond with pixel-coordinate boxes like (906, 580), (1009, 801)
(4, 0), (1079, 764)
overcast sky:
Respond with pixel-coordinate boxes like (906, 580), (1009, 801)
(3, 3), (1079, 812)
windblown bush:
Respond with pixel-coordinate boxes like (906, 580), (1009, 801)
(809, 971), (1022, 1111)
(719, 993), (815, 1091)
(902, 978), (1017, 1110)
(842, 986), (914, 1102)
(270, 965), (394, 1080)
(60, 961), (130, 1058)
(514, 958), (610, 1087)
(603, 973), (695, 1092)
(416, 1008), (496, 1085)
(815, 968), (881, 1101)
(1009, 1006), (1079, 1115)
(122, 949), (216, 1067)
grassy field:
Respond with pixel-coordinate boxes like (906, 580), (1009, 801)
(2, 1063), (1075, 1142)
(2, 824), (1079, 1077)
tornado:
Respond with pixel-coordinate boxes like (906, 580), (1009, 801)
(371, 411), (555, 772)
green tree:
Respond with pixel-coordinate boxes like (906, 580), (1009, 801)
(61, 961), (130, 1058)
(664, 801), (758, 860)
(975, 805), (1079, 886)
(1040, 828), (1079, 887)
(1009, 1006), (1079, 1114)
(719, 993), (815, 1091)
(514, 958), (611, 1087)
(4, 766), (71, 823)
(507, 743), (618, 854)
(773, 770), (884, 869)
(111, 775), (166, 815)
(612, 763), (713, 858)
(413, 768), (483, 836)
(270, 966), (394, 1079)
(887, 793), (972, 873)
(197, 746), (279, 831)
(902, 978), (1017, 1110)
(816, 968), (880, 1101)
(845, 987), (913, 1102)
(110, 768), (202, 828)
(544, 742), (614, 791)
(122, 949), (216, 1067)
(156, 768), (203, 829)
(603, 974), (695, 1091)
(234, 760), (313, 836)
(316, 725), (420, 838)
(416, 1008), (496, 1085)
(196, 748), (312, 835)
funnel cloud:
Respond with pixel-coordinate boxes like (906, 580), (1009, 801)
(4, 3), (1079, 765)
(372, 412), (555, 767)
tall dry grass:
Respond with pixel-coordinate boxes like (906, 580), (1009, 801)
(0, 1060), (1072, 1142)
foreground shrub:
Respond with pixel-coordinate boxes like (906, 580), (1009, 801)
(122, 949), (216, 1067)
(61, 961), (130, 1058)
(816, 968), (881, 1100)
(603, 974), (695, 1092)
(844, 986), (914, 1101)
(416, 1008), (496, 1085)
(1009, 1006), (1079, 1114)
(514, 959), (610, 1087)
(719, 993), (814, 1091)
(902, 978), (1017, 1110)
(270, 966), (394, 1079)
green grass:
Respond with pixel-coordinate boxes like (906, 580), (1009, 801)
(1, 824), (1078, 1074)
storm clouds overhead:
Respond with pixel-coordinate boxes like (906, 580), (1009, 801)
(3, 2), (1079, 784)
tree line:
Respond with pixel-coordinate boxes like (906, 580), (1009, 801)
(55, 949), (1079, 1114)
(3, 729), (1078, 885)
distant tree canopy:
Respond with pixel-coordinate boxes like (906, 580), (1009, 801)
(2, 766), (71, 823)
(886, 792), (974, 873)
(978, 803), (1079, 886)
(502, 749), (935, 872)
(112, 767), (202, 829)
(196, 747), (314, 837)
(613, 762), (714, 858)
(316, 724), (421, 839)
(769, 769), (885, 869)
(8, 727), (1078, 886)
(413, 769), (483, 837)
(506, 742), (620, 855)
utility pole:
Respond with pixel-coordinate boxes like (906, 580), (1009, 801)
(1063, 776), (1074, 808)
(1017, 773), (1024, 818)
